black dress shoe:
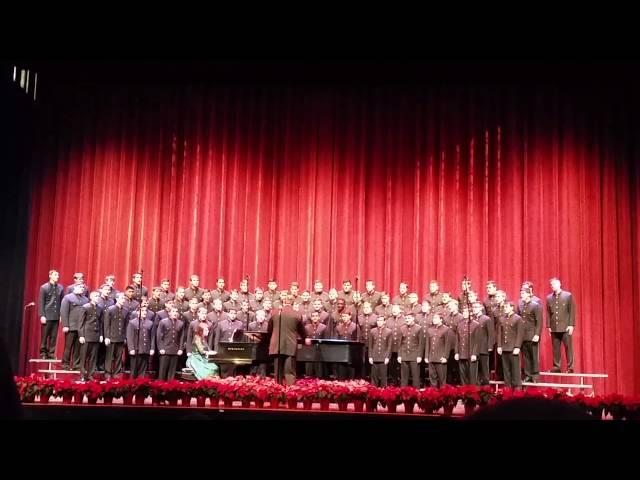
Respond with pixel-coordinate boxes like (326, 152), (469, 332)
(567, 368), (574, 373)
(550, 367), (561, 373)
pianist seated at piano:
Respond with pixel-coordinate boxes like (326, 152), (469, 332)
(186, 322), (219, 380)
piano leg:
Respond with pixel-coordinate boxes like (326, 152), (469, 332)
(220, 364), (237, 378)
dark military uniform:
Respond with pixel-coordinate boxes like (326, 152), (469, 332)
(79, 302), (103, 380)
(304, 322), (327, 339)
(60, 292), (89, 370)
(458, 291), (472, 311)
(147, 298), (165, 314)
(444, 312), (463, 385)
(335, 321), (359, 341)
(304, 322), (327, 378)
(236, 309), (255, 330)
(248, 319), (269, 332)
(475, 314), (494, 385)
(126, 310), (155, 378)
(66, 283), (90, 296)
(106, 287), (119, 305)
(399, 324), (425, 388)
(213, 318), (245, 348)
(361, 290), (382, 309)
(206, 309), (228, 330)
(297, 301), (313, 319)
(392, 293), (411, 310)
(426, 291), (443, 309)
(337, 290), (357, 307)
(433, 302), (450, 319)
(454, 317), (481, 385)
(156, 317), (185, 381)
(238, 290), (254, 306)
(406, 303), (422, 315)
(416, 311), (433, 327)
(546, 290), (576, 371)
(357, 313), (377, 379)
(323, 298), (339, 317)
(334, 321), (359, 379)
(181, 309), (200, 325)
(159, 289), (175, 303)
(223, 299), (242, 312)
(385, 314), (405, 385)
(131, 284), (148, 303)
(425, 324), (451, 387)
(173, 298), (190, 315)
(263, 289), (280, 305)
(374, 303), (393, 318)
(303, 310), (330, 326)
(310, 291), (330, 304)
(498, 312), (524, 388)
(123, 297), (140, 315)
(213, 318), (245, 377)
(518, 299), (543, 381)
(97, 295), (115, 310)
(249, 297), (266, 312)
(369, 326), (392, 387)
(211, 288), (231, 304)
(489, 303), (505, 380)
(196, 300), (215, 314)
(38, 281), (64, 359)
(483, 294), (498, 314)
(103, 305), (129, 378)
(328, 308), (350, 339)
(248, 318), (269, 376)
(184, 286), (204, 303)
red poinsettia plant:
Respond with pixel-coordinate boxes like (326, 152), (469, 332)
(75, 381), (103, 401)
(418, 387), (442, 412)
(438, 384), (462, 408)
(400, 386), (420, 403)
(15, 375), (39, 402)
(151, 380), (184, 401)
(379, 386), (403, 406)
(11, 376), (638, 420)
(36, 378), (56, 398)
(131, 377), (153, 399)
(330, 383), (353, 402)
(54, 379), (76, 398)
(103, 378), (135, 399)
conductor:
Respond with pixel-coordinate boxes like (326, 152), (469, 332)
(267, 291), (310, 385)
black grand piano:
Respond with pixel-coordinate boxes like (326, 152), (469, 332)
(209, 331), (269, 365)
(210, 334), (364, 366)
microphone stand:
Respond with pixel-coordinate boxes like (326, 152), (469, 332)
(463, 275), (472, 385)
(244, 274), (250, 330)
(24, 302), (35, 361)
(276, 304), (284, 384)
(136, 269), (145, 380)
(353, 276), (361, 378)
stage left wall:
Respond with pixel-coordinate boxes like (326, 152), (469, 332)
(0, 65), (33, 372)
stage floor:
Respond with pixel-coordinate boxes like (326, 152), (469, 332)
(21, 398), (466, 420)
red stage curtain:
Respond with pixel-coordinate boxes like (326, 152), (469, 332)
(21, 84), (640, 394)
